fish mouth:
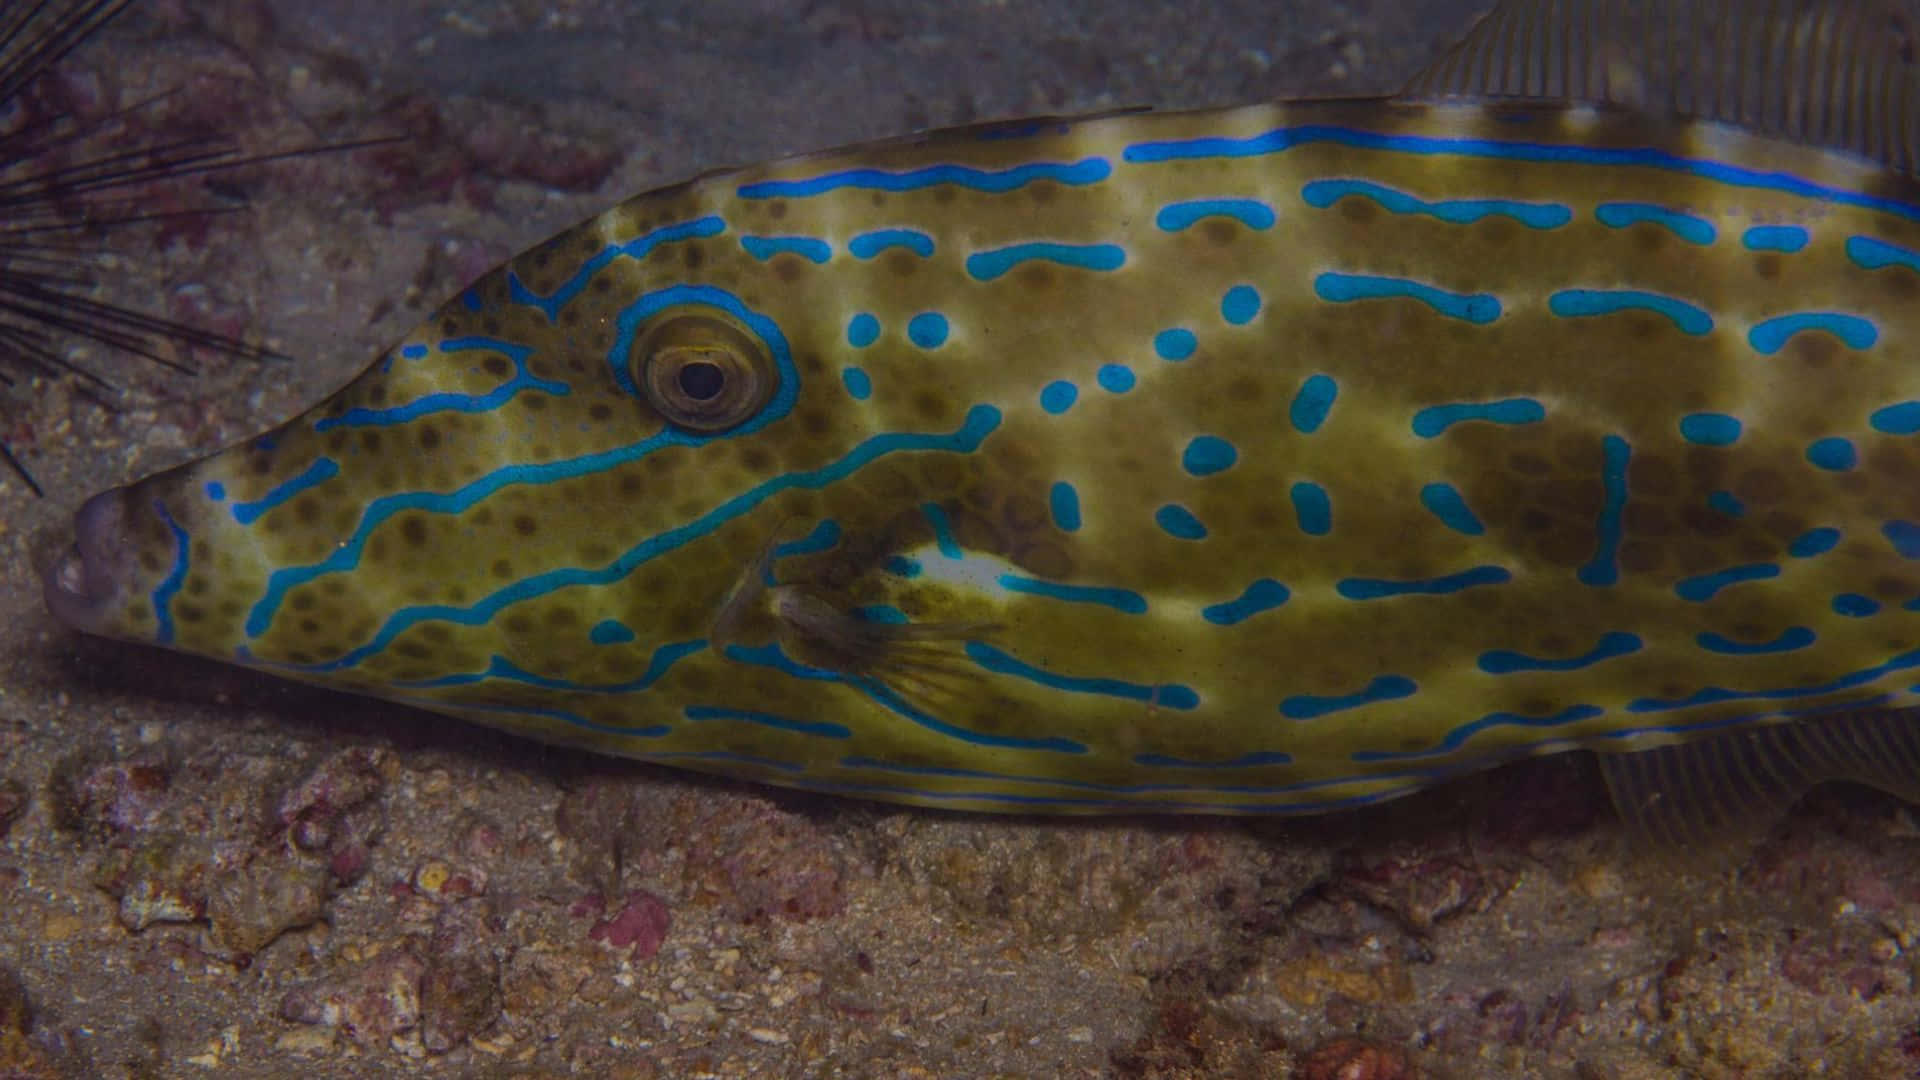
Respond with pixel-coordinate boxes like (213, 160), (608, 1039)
(42, 486), (140, 636)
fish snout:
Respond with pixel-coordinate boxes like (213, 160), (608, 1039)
(43, 486), (143, 635)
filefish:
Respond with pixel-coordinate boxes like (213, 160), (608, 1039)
(41, 0), (1920, 836)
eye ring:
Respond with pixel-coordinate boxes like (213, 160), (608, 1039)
(634, 309), (777, 432)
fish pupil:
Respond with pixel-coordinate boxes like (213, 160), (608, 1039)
(677, 361), (726, 400)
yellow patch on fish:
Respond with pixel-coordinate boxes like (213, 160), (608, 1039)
(42, 0), (1920, 836)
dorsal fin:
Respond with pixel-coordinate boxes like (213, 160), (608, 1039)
(1400, 0), (1920, 175)
(1597, 709), (1920, 846)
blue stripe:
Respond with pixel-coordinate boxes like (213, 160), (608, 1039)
(1201, 579), (1290, 626)
(1337, 565), (1510, 599)
(149, 500), (190, 646)
(1280, 674), (1416, 720)
(232, 458), (341, 525)
(1674, 562), (1780, 601)
(1411, 398), (1544, 437)
(1577, 435), (1630, 586)
(1119, 124), (1920, 224)
(1154, 198), (1277, 231)
(1418, 482), (1483, 535)
(1548, 289), (1712, 335)
(738, 158), (1112, 198)
(393, 640), (705, 693)
(922, 502), (962, 558)
(965, 242), (1126, 281)
(1314, 272), (1501, 324)
(1749, 312), (1878, 354)
(684, 705), (853, 739)
(313, 338), (569, 433)
(506, 216), (725, 321)
(740, 235), (831, 263)
(1479, 631), (1642, 674)
(1846, 235), (1920, 272)
(1743, 225), (1808, 252)
(848, 228), (934, 258)
(1595, 202), (1717, 244)
(1301, 178), (1571, 228)
(997, 573), (1147, 614)
(1351, 705), (1604, 762)
(1696, 627), (1816, 655)
(966, 641), (1198, 709)
(1290, 481), (1331, 535)
(1289, 374), (1338, 433)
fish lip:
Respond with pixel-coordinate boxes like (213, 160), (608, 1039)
(42, 486), (135, 636)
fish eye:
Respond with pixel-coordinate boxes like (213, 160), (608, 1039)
(634, 309), (776, 432)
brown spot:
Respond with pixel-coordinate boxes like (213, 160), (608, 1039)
(911, 391), (946, 422)
(483, 356), (511, 378)
(1752, 253), (1781, 280)
(1018, 263), (1054, 290)
(1337, 197), (1377, 224)
(618, 473), (643, 496)
(295, 497), (321, 525)
(1628, 454), (1675, 495)
(1202, 220), (1237, 246)
(773, 257), (804, 283)
(1736, 466), (1786, 505)
(491, 559), (513, 579)
(513, 514), (538, 536)
(766, 200), (788, 220)
(401, 516), (429, 547)
(505, 613), (535, 634)
(418, 425), (441, 451)
(1624, 502), (1672, 535)
(1680, 505), (1736, 537)
(682, 245), (705, 270)
(741, 446), (773, 472)
(1618, 540), (1665, 573)
(589, 403), (614, 422)
(1508, 452), (1551, 477)
(1759, 510), (1807, 539)
(797, 409), (833, 436)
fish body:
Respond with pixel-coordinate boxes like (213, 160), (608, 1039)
(43, 3), (1920, 818)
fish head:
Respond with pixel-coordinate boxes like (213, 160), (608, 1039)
(41, 163), (1060, 761)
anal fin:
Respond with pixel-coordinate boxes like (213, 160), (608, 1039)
(1599, 710), (1920, 846)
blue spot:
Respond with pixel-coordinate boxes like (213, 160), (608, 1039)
(1300, 178), (1572, 228)
(204, 481), (226, 501)
(1749, 312), (1878, 354)
(841, 367), (872, 400)
(1697, 626), (1816, 655)
(590, 619), (636, 645)
(1289, 374), (1338, 433)
(399, 344), (428, 360)
(1039, 381), (1078, 415)
(1182, 435), (1238, 476)
(1154, 198), (1277, 232)
(1675, 562), (1780, 601)
(1419, 483), (1484, 535)
(1577, 435), (1630, 587)
(740, 235), (831, 263)
(1280, 675), (1417, 720)
(231, 458), (341, 525)
(1743, 225), (1808, 252)
(1154, 328), (1197, 360)
(966, 641), (1197, 709)
(1155, 504), (1208, 540)
(1789, 527), (1840, 557)
(998, 573), (1147, 614)
(922, 502), (962, 558)
(847, 312), (880, 347)
(1595, 202), (1717, 244)
(685, 705), (852, 740)
(1834, 593), (1880, 617)
(848, 228), (934, 258)
(1846, 235), (1920, 272)
(965, 242), (1126, 281)
(908, 312), (950, 348)
(1049, 482), (1081, 532)
(884, 555), (922, 578)
(855, 605), (910, 624)
(1097, 364), (1136, 393)
(1337, 565), (1511, 599)
(1411, 398), (1544, 437)
(1885, 520), (1920, 558)
(1221, 285), (1261, 325)
(1548, 289), (1712, 335)
(1807, 437), (1857, 471)
(1679, 413), (1742, 445)
(1201, 579), (1290, 625)
(737, 158), (1112, 199)
(1290, 482), (1331, 535)
(1479, 631), (1642, 674)
(1708, 490), (1744, 517)
(1871, 401), (1920, 434)
(1314, 271), (1501, 324)
(461, 290), (482, 311)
